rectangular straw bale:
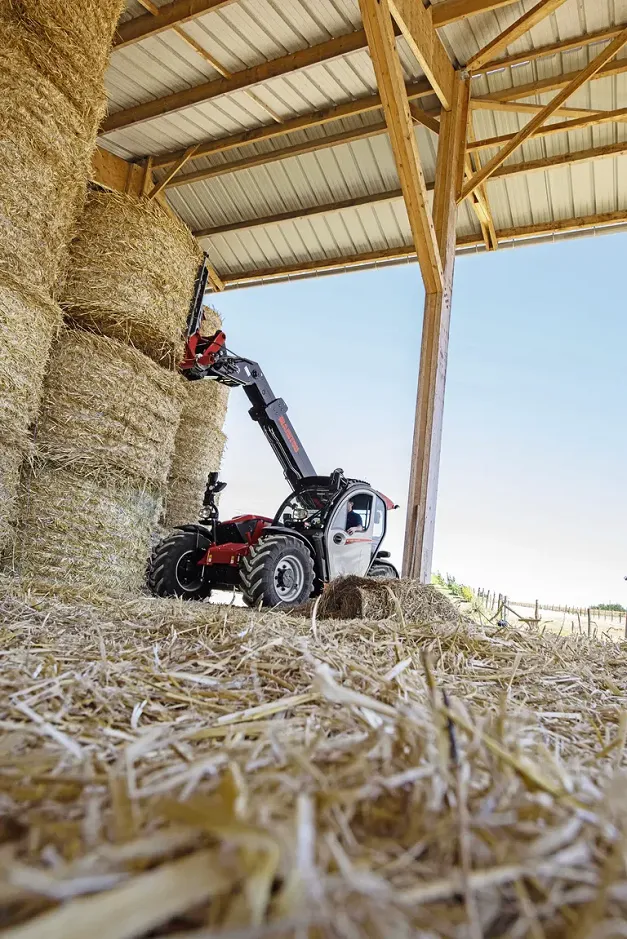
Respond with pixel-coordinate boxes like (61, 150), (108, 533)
(0, 440), (25, 553)
(0, 23), (96, 290)
(35, 329), (185, 489)
(4, 0), (125, 124)
(165, 379), (228, 527)
(0, 275), (64, 447)
(14, 465), (160, 595)
(62, 190), (202, 368)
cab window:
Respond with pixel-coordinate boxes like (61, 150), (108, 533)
(348, 493), (372, 530)
(372, 496), (386, 551)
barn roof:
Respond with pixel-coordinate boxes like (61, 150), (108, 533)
(100, 0), (627, 289)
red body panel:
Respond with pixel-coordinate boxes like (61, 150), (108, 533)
(199, 514), (272, 567)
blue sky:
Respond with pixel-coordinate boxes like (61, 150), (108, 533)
(213, 231), (627, 607)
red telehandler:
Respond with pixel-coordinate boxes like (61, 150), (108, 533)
(148, 256), (399, 607)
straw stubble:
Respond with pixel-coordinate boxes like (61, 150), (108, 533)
(1, 582), (627, 935)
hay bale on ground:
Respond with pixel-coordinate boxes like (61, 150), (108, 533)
(0, 23), (96, 290)
(62, 190), (202, 367)
(35, 329), (185, 487)
(316, 575), (470, 622)
(165, 380), (228, 527)
(14, 466), (160, 594)
(5, 0), (125, 119)
(0, 276), (63, 445)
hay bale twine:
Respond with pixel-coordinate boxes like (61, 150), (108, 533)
(5, 0), (125, 120)
(62, 190), (202, 367)
(0, 276), (64, 445)
(35, 329), (185, 487)
(15, 466), (160, 595)
(316, 576), (471, 623)
(0, 21), (97, 290)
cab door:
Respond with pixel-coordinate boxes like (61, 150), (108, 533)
(325, 491), (374, 580)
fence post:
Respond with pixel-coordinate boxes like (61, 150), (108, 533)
(587, 608), (592, 638)
(534, 599), (539, 621)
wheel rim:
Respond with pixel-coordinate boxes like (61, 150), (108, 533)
(273, 554), (305, 603)
(175, 549), (205, 593)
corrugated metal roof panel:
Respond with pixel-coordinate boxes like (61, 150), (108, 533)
(102, 0), (627, 279)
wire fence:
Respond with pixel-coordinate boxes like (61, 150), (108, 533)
(475, 587), (627, 640)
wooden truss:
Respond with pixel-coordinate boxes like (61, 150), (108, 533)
(101, 0), (627, 582)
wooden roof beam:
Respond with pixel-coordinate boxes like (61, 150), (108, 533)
(359, 0), (442, 293)
(469, 106), (627, 153)
(461, 27), (627, 202)
(431, 0), (520, 28)
(471, 99), (598, 119)
(195, 189), (404, 238)
(215, 209), (627, 287)
(388, 0), (455, 109)
(166, 125), (626, 196)
(472, 22), (627, 75)
(114, 0), (236, 49)
(102, 29), (375, 133)
(467, 0), (569, 73)
(475, 56), (627, 106)
(151, 79), (432, 170)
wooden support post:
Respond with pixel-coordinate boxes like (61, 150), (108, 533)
(403, 75), (469, 581)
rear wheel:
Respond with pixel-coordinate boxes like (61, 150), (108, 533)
(241, 534), (315, 608)
(148, 531), (212, 600)
(368, 560), (400, 580)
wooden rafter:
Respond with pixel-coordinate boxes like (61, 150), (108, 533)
(472, 22), (627, 75)
(135, 0), (282, 124)
(216, 209), (627, 286)
(461, 27), (627, 202)
(194, 189), (404, 238)
(387, 0), (455, 109)
(431, 0), (519, 27)
(467, 0), (568, 73)
(150, 79), (432, 170)
(114, 0), (236, 48)
(102, 29), (373, 133)
(166, 122), (389, 189)
(359, 0), (442, 293)
(464, 126), (497, 250)
(468, 107), (627, 153)
(475, 56), (627, 106)
(492, 139), (627, 182)
(409, 103), (441, 134)
(471, 99), (599, 119)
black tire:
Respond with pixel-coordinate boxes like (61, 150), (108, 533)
(148, 531), (212, 600)
(368, 561), (400, 580)
(240, 534), (315, 608)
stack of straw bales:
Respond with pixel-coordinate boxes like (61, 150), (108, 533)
(13, 191), (203, 593)
(0, 0), (123, 550)
(15, 331), (186, 594)
(165, 305), (229, 527)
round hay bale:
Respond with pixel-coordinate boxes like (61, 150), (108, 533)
(15, 465), (160, 595)
(62, 190), (202, 368)
(316, 576), (472, 623)
(0, 441), (25, 553)
(0, 275), (64, 448)
(5, 0), (125, 120)
(0, 19), (95, 290)
(35, 329), (186, 488)
(165, 386), (227, 527)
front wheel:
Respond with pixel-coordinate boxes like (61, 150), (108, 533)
(368, 560), (400, 580)
(240, 534), (315, 607)
(148, 531), (212, 600)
